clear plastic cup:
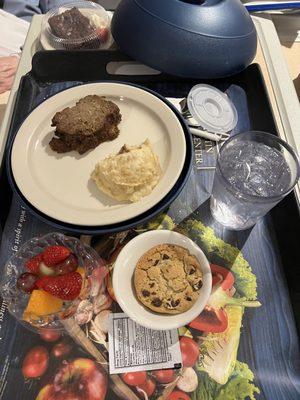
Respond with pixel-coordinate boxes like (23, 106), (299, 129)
(210, 131), (300, 230)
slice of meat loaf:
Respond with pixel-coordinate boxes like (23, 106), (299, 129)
(49, 95), (121, 154)
(50, 124), (119, 155)
(52, 95), (121, 135)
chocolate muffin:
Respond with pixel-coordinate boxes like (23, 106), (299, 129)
(48, 7), (94, 41)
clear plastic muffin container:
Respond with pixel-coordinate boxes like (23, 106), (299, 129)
(40, 1), (113, 50)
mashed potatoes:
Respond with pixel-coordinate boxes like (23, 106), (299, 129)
(91, 139), (161, 202)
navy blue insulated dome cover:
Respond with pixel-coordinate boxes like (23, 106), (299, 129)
(111, 0), (257, 78)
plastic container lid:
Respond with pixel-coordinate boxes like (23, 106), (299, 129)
(187, 84), (238, 133)
(40, 1), (113, 51)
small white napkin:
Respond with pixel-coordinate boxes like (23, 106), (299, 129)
(0, 10), (29, 57)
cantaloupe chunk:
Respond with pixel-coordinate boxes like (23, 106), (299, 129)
(76, 266), (85, 279)
(23, 289), (63, 321)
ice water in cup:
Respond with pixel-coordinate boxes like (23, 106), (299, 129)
(210, 131), (300, 230)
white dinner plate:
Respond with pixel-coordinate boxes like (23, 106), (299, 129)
(11, 82), (186, 226)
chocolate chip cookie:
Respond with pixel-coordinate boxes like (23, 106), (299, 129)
(134, 244), (203, 314)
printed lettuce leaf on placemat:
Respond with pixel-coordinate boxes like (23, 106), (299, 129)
(194, 361), (260, 400)
(136, 213), (175, 232)
(181, 219), (258, 300)
(198, 306), (243, 385)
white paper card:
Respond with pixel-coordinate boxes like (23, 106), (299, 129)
(108, 313), (182, 374)
(0, 10), (29, 57)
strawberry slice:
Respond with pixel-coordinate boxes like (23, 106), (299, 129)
(42, 246), (71, 267)
(36, 272), (82, 301)
(25, 254), (43, 274)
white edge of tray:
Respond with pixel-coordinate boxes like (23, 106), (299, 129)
(0, 16), (42, 171)
(253, 14), (300, 208)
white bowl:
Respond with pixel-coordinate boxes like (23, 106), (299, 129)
(113, 230), (212, 330)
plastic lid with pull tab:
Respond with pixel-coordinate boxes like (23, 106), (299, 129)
(187, 84), (238, 134)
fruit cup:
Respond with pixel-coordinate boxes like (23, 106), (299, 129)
(0, 232), (107, 333)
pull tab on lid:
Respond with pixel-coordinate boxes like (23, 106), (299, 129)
(187, 84), (238, 134)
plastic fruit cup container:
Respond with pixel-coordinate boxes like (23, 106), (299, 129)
(0, 232), (106, 333)
(40, 1), (112, 50)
